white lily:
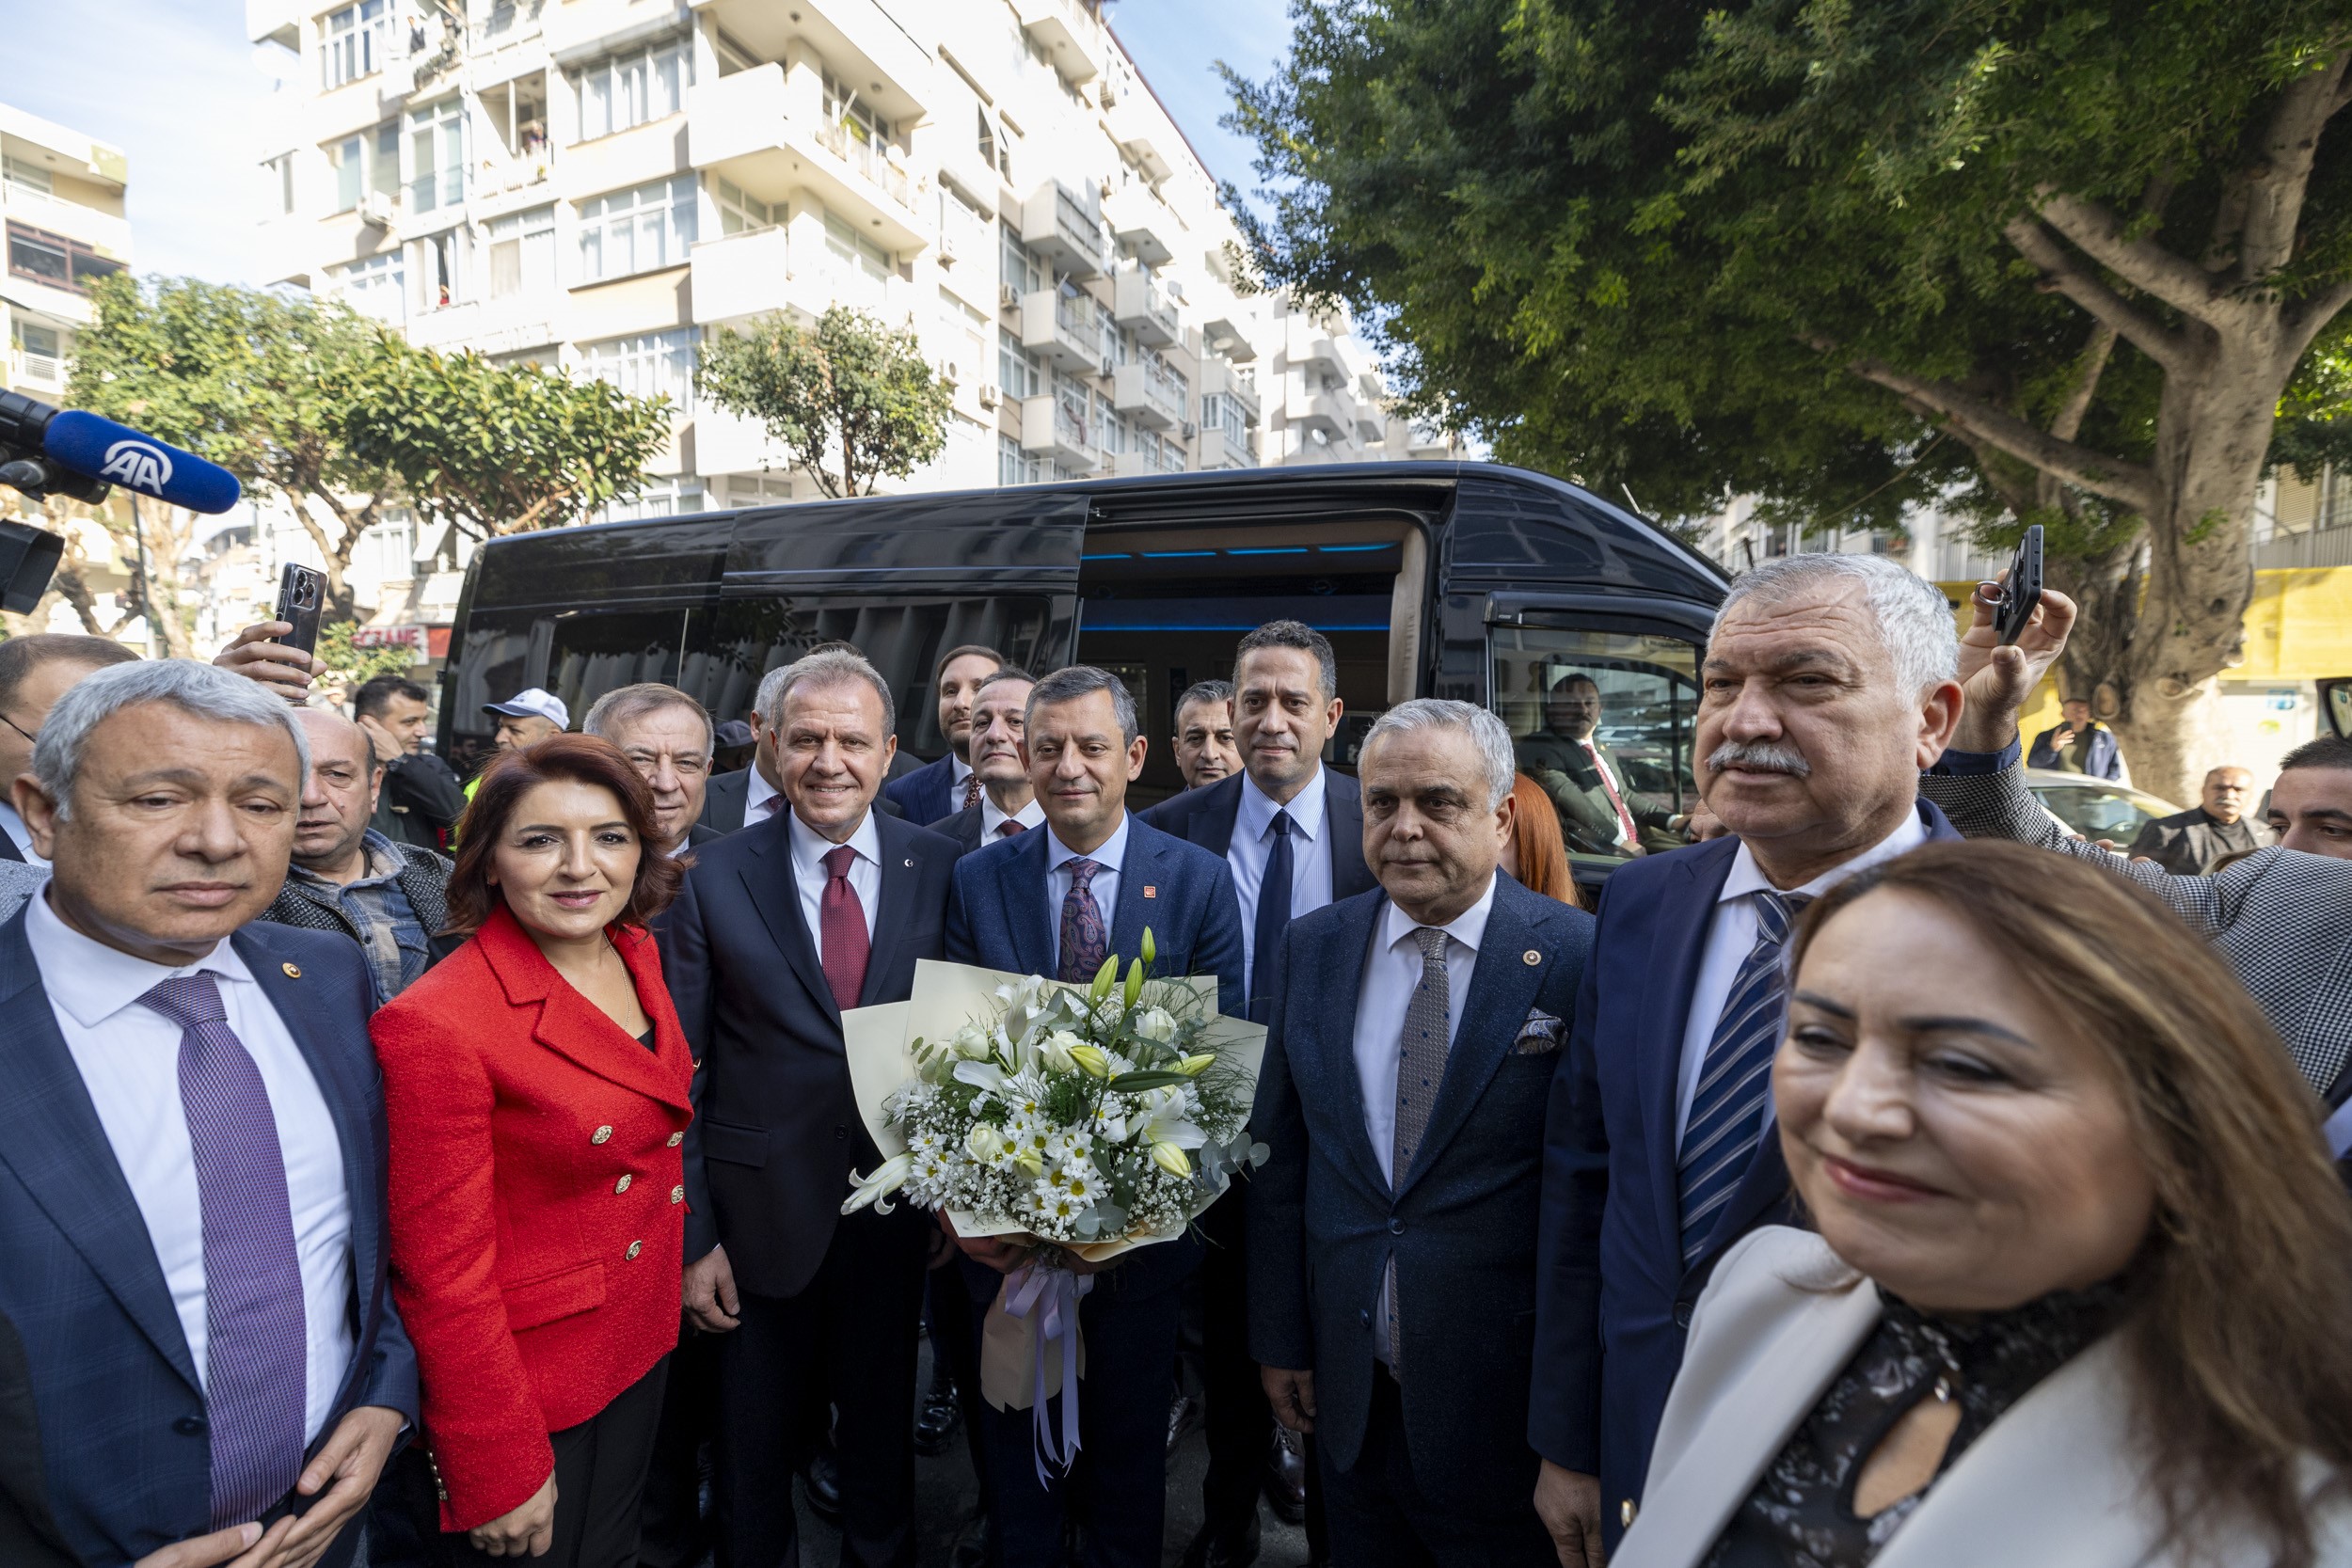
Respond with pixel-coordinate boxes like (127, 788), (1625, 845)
(842, 1152), (914, 1214)
(1136, 1086), (1208, 1151)
(953, 1059), (1009, 1094)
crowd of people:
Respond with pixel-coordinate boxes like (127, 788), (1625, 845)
(3, 549), (2352, 1568)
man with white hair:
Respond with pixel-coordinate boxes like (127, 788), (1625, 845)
(1527, 554), (1967, 1564)
(0, 660), (416, 1567)
(1249, 699), (1594, 1567)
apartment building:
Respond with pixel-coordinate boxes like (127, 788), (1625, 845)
(0, 104), (130, 404)
(246, 0), (1448, 564)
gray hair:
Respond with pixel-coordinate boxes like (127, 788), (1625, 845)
(1235, 620), (1339, 702)
(1361, 698), (1515, 810)
(1175, 679), (1234, 719)
(763, 648), (896, 737)
(34, 659), (310, 820)
(1715, 555), (1958, 701)
(1026, 665), (1138, 745)
(583, 682), (714, 758)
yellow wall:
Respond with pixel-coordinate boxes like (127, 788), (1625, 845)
(2241, 567), (2352, 681)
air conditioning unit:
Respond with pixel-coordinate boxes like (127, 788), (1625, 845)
(939, 358), (962, 386)
(1182, 420), (1198, 440)
(1099, 356), (1116, 379)
(998, 283), (1021, 310)
(977, 383), (1002, 409)
(358, 191), (394, 229)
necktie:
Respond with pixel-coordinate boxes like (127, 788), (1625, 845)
(962, 769), (984, 812)
(138, 974), (309, 1528)
(996, 819), (1025, 838)
(1057, 858), (1107, 983)
(1387, 926), (1452, 1371)
(1677, 891), (1810, 1267)
(818, 845), (871, 1011)
(756, 793), (785, 818)
(1581, 739), (1639, 847)
(1248, 810), (1294, 1023)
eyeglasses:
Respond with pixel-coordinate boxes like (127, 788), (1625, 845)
(0, 710), (34, 747)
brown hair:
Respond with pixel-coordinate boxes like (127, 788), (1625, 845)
(1506, 773), (1580, 909)
(1792, 840), (2352, 1567)
(934, 643), (1004, 680)
(0, 633), (137, 713)
(443, 733), (684, 936)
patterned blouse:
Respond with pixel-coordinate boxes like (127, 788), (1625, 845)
(1704, 1280), (2126, 1568)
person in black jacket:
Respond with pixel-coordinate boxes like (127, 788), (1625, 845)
(355, 675), (469, 851)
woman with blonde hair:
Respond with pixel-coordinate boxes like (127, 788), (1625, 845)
(1618, 838), (2352, 1568)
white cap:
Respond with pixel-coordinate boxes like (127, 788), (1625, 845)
(482, 687), (570, 729)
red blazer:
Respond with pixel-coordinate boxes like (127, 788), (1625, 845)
(371, 905), (693, 1529)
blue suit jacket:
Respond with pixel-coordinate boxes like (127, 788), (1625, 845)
(1248, 876), (1593, 1520)
(883, 752), (960, 829)
(1529, 800), (1961, 1545)
(1139, 769), (1376, 903)
(2026, 722), (2122, 780)
(0, 908), (419, 1567)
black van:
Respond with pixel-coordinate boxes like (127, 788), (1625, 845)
(439, 461), (1726, 879)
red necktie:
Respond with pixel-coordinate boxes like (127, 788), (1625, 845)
(1582, 739), (1639, 846)
(962, 770), (984, 811)
(818, 845), (870, 1010)
(996, 819), (1025, 838)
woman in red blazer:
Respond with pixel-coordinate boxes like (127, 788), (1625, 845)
(371, 734), (692, 1566)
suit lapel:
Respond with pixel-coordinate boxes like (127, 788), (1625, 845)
(1308, 891), (1389, 1198)
(1641, 838), (1739, 1264)
(735, 813), (839, 1029)
(0, 912), (200, 1393)
(1325, 773), (1374, 900)
(476, 912), (696, 1107)
(1396, 882), (1549, 1197)
(995, 829), (1059, 977)
(1183, 776), (1242, 859)
(861, 816), (920, 1006)
(1107, 817), (1164, 967)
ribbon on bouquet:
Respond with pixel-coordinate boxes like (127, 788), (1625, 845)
(995, 1259), (1094, 1484)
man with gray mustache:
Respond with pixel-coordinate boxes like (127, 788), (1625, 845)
(1524, 554), (1968, 1566)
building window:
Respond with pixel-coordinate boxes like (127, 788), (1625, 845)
(999, 220), (1041, 296)
(822, 209), (890, 280)
(11, 323), (63, 387)
(1094, 390), (1122, 453)
(577, 175), (697, 282)
(5, 222), (125, 296)
(359, 511), (417, 581)
(416, 228), (465, 312)
(724, 474), (793, 507)
(579, 327), (697, 415)
(1000, 434), (1045, 486)
(406, 97), (466, 215)
(333, 250), (405, 323)
(1202, 392), (1249, 445)
(2, 156), (54, 198)
(713, 176), (771, 235)
(940, 186), (988, 266)
(322, 0), (388, 88)
(997, 328), (1040, 401)
(598, 474), (706, 522)
(573, 35), (692, 142)
(326, 122), (399, 214)
(485, 204), (555, 296)
(261, 151), (297, 216)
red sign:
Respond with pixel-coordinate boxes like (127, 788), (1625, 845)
(352, 625), (426, 651)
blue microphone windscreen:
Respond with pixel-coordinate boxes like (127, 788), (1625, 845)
(42, 410), (243, 515)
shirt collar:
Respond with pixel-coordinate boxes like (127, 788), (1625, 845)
(1047, 811), (1131, 875)
(981, 793), (1046, 836)
(1377, 871), (1499, 958)
(788, 805), (882, 879)
(1237, 767), (1325, 845)
(949, 752), (971, 785)
(745, 766), (781, 817)
(23, 889), (254, 1031)
(292, 830), (403, 891)
(1720, 805), (1930, 906)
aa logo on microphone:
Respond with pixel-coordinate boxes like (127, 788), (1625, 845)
(99, 438), (174, 496)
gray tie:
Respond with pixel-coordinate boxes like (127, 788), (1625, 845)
(1387, 926), (1452, 1371)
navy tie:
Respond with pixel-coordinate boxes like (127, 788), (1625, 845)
(1676, 892), (1810, 1269)
(1248, 810), (1294, 1023)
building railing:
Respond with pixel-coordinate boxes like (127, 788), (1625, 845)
(2254, 526), (2352, 571)
(813, 117), (914, 211)
(1143, 360), (1187, 420)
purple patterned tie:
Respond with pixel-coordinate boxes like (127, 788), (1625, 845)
(1057, 858), (1107, 983)
(139, 974), (310, 1528)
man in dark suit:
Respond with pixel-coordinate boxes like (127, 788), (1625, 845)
(705, 666), (909, 835)
(0, 633), (138, 865)
(584, 682), (723, 857)
(0, 659), (417, 1568)
(945, 664), (1245, 1568)
(1514, 673), (1681, 857)
(1531, 555), (1967, 1562)
(2127, 765), (2272, 874)
(928, 668), (1041, 855)
(2026, 696), (2123, 780)
(883, 643), (1003, 827)
(665, 648), (959, 1568)
(1142, 621), (1375, 1568)
(1253, 700), (1593, 1567)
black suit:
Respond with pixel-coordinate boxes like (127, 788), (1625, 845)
(664, 807), (960, 1568)
(0, 834), (21, 865)
(1139, 767), (1375, 1554)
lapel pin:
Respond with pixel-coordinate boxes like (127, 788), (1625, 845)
(281, 962), (303, 978)
(1143, 885), (1157, 899)
(1522, 950), (1541, 967)
(904, 858), (915, 867)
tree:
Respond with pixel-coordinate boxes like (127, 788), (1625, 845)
(68, 276), (401, 620)
(1227, 0), (2352, 800)
(336, 336), (673, 536)
(695, 306), (952, 499)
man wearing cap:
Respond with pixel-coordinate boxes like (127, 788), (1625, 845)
(461, 688), (571, 811)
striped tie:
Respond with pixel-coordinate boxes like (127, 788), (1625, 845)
(1676, 891), (1810, 1269)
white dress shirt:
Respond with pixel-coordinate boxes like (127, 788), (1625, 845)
(1230, 768), (1336, 997)
(745, 766), (784, 822)
(789, 807), (882, 950)
(946, 752), (974, 805)
(1673, 809), (1930, 1142)
(24, 893), (355, 1443)
(1352, 874), (1496, 1365)
(1045, 812), (1131, 973)
(980, 793), (1045, 839)
(0, 801), (47, 868)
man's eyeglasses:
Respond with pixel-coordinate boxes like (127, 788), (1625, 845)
(0, 710), (34, 747)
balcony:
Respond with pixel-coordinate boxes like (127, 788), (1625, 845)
(1, 185), (133, 261)
(1020, 179), (1104, 279)
(1200, 357), (1261, 420)
(6, 346), (66, 395)
(1103, 185), (1175, 267)
(1198, 428), (1257, 469)
(1201, 308), (1255, 362)
(1020, 392), (1100, 470)
(1113, 360), (1186, 430)
(1111, 269), (1180, 347)
(1104, 83), (1174, 182)
(1354, 400), (1384, 441)
(1285, 318), (1345, 377)
(692, 405), (796, 479)
(1012, 0), (1104, 83)
(1287, 385), (1352, 439)
(937, 135), (999, 218)
(690, 225), (789, 325)
(246, 0), (299, 47)
(1021, 288), (1103, 373)
(688, 64), (927, 254)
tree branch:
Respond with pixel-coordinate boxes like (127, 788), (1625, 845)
(2002, 217), (2188, 372)
(1811, 338), (2160, 512)
(2240, 51), (2351, 282)
(2033, 190), (2231, 326)
(2050, 323), (2118, 444)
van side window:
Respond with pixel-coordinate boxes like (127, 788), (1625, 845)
(1491, 626), (1699, 863)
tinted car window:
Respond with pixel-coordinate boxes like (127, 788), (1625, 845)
(1491, 626), (1699, 862)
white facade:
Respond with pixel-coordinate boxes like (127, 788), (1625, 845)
(244, 0), (1454, 626)
(0, 104), (130, 406)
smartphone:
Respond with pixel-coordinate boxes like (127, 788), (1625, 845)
(1995, 524), (2043, 646)
(273, 562), (326, 657)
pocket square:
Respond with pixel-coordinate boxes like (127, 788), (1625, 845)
(1514, 1009), (1565, 1054)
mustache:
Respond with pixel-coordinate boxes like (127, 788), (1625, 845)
(1707, 739), (1811, 778)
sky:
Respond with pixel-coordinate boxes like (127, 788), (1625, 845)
(0, 0), (1298, 289)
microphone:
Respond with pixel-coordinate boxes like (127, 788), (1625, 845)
(40, 410), (243, 515)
